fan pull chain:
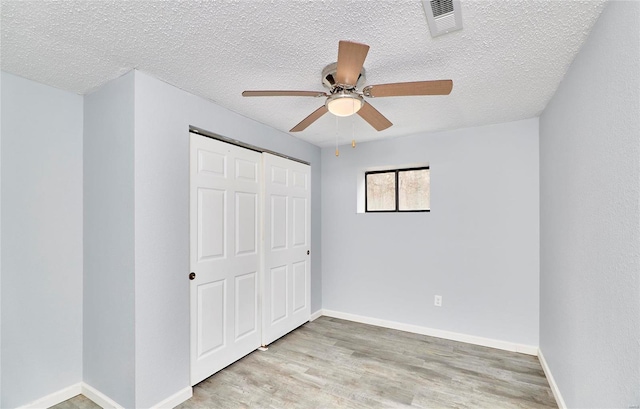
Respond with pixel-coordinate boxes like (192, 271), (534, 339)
(352, 115), (356, 148)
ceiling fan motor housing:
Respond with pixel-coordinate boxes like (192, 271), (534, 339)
(322, 62), (367, 91)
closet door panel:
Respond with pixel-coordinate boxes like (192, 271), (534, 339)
(190, 134), (262, 385)
(262, 153), (311, 346)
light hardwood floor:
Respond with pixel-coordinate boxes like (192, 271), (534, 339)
(52, 317), (557, 408)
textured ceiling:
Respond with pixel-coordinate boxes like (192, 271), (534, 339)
(1, 0), (606, 147)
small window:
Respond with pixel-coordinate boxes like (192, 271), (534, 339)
(365, 167), (430, 212)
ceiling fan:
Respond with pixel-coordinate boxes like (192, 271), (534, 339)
(242, 40), (453, 133)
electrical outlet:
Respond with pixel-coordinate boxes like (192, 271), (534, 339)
(434, 295), (442, 307)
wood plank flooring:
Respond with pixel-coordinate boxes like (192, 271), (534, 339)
(52, 317), (557, 408)
(50, 394), (99, 409)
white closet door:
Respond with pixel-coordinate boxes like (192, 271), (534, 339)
(190, 134), (262, 385)
(262, 153), (311, 346)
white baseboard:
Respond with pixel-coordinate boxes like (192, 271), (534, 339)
(81, 383), (125, 409)
(309, 309), (323, 321)
(16, 382), (190, 409)
(320, 309), (539, 356)
(17, 382), (82, 409)
(538, 349), (566, 409)
(150, 386), (192, 409)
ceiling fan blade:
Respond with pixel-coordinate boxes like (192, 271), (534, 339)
(357, 102), (392, 131)
(364, 80), (453, 98)
(290, 106), (329, 132)
(242, 90), (327, 97)
(335, 40), (370, 87)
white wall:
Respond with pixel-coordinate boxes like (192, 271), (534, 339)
(132, 71), (322, 407)
(539, 1), (640, 407)
(1, 72), (84, 408)
(83, 72), (136, 408)
(321, 118), (540, 347)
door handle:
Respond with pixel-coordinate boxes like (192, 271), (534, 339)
(189, 272), (196, 280)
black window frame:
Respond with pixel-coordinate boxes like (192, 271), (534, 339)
(365, 166), (431, 213)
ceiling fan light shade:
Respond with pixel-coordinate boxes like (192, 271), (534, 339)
(325, 93), (364, 117)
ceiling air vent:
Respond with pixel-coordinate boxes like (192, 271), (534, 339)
(422, 0), (463, 38)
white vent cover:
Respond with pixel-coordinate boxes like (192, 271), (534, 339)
(422, 0), (463, 37)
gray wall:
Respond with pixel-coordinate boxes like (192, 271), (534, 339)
(1, 72), (83, 408)
(132, 71), (322, 407)
(1, 69), (3, 407)
(321, 118), (540, 346)
(83, 72), (136, 408)
(0, 71), (3, 408)
(539, 1), (640, 407)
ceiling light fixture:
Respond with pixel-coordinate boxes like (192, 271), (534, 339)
(325, 92), (364, 117)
